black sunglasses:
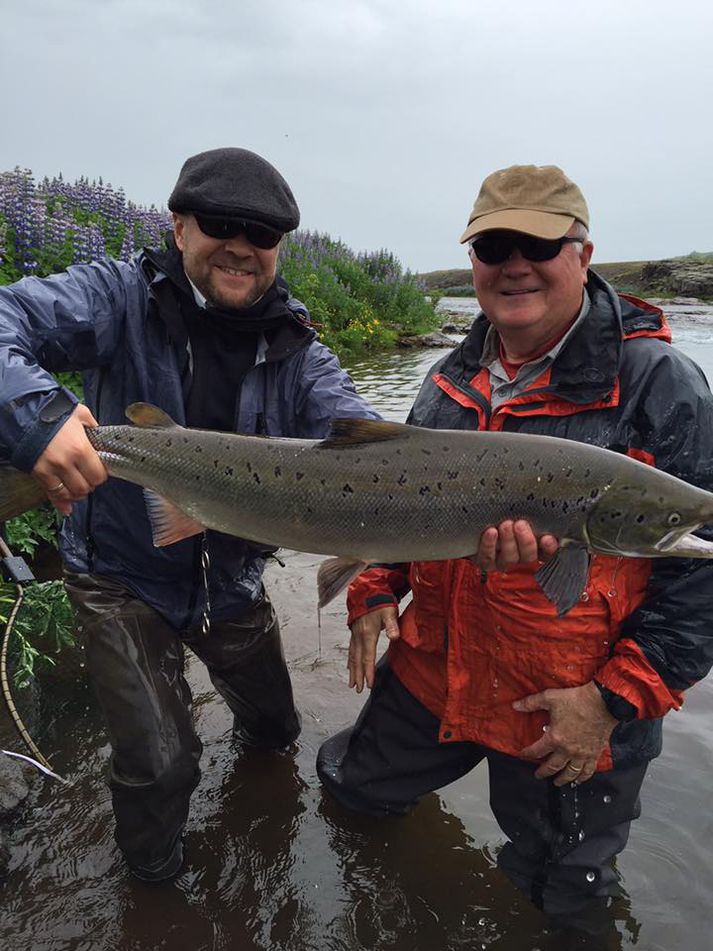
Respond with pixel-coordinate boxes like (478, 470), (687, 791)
(193, 214), (283, 249)
(470, 232), (582, 265)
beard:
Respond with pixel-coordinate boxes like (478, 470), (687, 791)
(186, 259), (274, 311)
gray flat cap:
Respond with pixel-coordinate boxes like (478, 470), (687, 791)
(168, 147), (300, 232)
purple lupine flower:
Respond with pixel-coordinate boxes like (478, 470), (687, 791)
(44, 200), (73, 249)
(86, 221), (106, 261)
(0, 167), (48, 273)
(1, 166), (172, 274)
(118, 227), (135, 262)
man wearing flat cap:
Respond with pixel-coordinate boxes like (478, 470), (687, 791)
(0, 147), (379, 882)
(319, 164), (713, 934)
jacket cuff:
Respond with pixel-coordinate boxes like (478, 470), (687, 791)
(10, 387), (79, 472)
(593, 681), (637, 722)
(346, 564), (410, 626)
(347, 592), (399, 627)
(596, 645), (684, 719)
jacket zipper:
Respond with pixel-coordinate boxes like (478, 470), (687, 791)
(439, 370), (492, 428)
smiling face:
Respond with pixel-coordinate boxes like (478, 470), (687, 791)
(470, 226), (594, 360)
(172, 212), (280, 310)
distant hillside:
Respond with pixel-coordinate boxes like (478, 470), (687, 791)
(419, 267), (472, 293)
(420, 253), (713, 300)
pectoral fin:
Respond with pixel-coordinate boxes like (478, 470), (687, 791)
(535, 545), (591, 617)
(317, 556), (370, 607)
(143, 490), (205, 547)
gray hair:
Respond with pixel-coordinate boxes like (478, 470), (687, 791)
(570, 220), (590, 244)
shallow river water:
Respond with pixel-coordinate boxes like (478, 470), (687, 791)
(2, 296), (713, 950)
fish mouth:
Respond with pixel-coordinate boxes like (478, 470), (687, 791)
(654, 530), (713, 557)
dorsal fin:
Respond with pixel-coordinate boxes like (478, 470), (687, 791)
(125, 403), (179, 429)
(320, 418), (410, 447)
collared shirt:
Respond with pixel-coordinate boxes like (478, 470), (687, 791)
(187, 276), (207, 309)
(187, 274), (266, 311)
(481, 291), (591, 409)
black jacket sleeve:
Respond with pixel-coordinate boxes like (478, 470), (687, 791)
(599, 340), (713, 717)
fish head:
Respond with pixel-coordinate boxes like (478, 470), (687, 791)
(584, 477), (713, 558)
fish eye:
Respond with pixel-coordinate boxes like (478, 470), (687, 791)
(667, 512), (682, 526)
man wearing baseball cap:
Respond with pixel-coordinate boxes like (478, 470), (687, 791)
(0, 147), (380, 882)
(319, 164), (713, 937)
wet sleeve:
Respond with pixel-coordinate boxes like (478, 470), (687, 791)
(346, 564), (411, 626)
(293, 341), (382, 438)
(596, 348), (713, 718)
(0, 260), (132, 468)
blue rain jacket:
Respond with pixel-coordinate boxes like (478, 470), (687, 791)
(0, 251), (380, 628)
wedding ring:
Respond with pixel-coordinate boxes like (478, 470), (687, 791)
(567, 763), (584, 772)
(48, 481), (65, 493)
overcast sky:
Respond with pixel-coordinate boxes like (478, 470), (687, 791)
(1, 0), (710, 273)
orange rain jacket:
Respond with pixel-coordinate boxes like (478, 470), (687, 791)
(347, 272), (713, 771)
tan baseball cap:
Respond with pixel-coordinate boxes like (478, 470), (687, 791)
(460, 164), (589, 243)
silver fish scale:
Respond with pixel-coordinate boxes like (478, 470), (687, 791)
(88, 424), (620, 563)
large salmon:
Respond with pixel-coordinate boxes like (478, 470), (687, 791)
(2, 403), (713, 615)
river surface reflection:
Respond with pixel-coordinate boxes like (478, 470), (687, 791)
(2, 297), (713, 950)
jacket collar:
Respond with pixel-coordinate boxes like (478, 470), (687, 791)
(456, 270), (667, 405)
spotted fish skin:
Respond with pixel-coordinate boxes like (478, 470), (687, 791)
(86, 411), (600, 562)
(2, 402), (713, 614)
(81, 405), (713, 563)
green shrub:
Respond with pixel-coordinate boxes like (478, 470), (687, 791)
(279, 231), (439, 352)
(0, 580), (76, 688)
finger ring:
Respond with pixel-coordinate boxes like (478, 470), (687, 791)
(567, 763), (584, 772)
(49, 481), (65, 493)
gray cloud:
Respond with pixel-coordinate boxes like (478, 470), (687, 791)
(1, 0), (710, 271)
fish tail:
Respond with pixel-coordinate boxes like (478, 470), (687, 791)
(0, 463), (48, 522)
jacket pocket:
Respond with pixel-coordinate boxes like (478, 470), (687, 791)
(403, 560), (451, 653)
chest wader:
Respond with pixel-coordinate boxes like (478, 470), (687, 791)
(65, 571), (300, 881)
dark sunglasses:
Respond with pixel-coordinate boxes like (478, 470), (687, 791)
(193, 214), (283, 249)
(470, 232), (582, 265)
